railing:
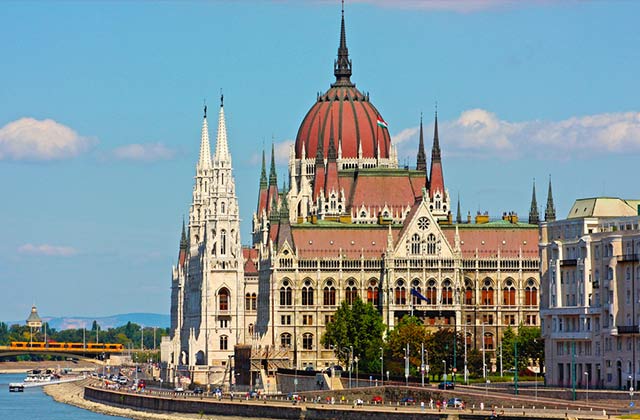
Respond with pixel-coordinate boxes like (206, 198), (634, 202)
(615, 325), (640, 334)
(560, 259), (578, 267)
(618, 254), (640, 263)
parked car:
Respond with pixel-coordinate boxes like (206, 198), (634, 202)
(438, 381), (455, 390)
(447, 397), (464, 408)
(354, 398), (364, 406)
(371, 395), (383, 404)
(400, 396), (415, 404)
(193, 387), (204, 394)
(175, 386), (184, 392)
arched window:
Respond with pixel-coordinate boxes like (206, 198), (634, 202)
(195, 350), (205, 365)
(503, 279), (516, 306)
(323, 281), (336, 306)
(411, 234), (421, 255)
(426, 279), (437, 304)
(483, 332), (494, 350)
(481, 279), (494, 305)
(248, 324), (254, 336)
(442, 279), (453, 305)
(525, 279), (538, 306)
(411, 279), (422, 305)
(220, 229), (227, 255)
(279, 280), (292, 306)
(302, 280), (314, 306)
(346, 279), (358, 305)
(220, 335), (228, 350)
(302, 333), (313, 350)
(221, 202), (226, 214)
(465, 279), (474, 305)
(367, 279), (380, 306)
(426, 234), (436, 254)
(219, 288), (229, 311)
(251, 293), (257, 310)
(245, 293), (257, 311)
(395, 279), (406, 305)
(607, 267), (614, 280)
(281, 333), (291, 347)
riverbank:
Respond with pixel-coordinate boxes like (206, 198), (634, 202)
(0, 360), (98, 374)
(43, 380), (257, 420)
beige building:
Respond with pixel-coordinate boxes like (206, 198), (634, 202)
(540, 197), (640, 389)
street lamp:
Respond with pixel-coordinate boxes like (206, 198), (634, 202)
(380, 347), (384, 387)
(584, 372), (589, 403)
(354, 356), (359, 388)
(443, 360), (447, 382)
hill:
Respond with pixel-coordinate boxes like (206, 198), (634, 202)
(6, 313), (169, 330)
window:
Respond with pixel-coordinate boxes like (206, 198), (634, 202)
(302, 280), (314, 306)
(411, 279), (422, 305)
(426, 279), (437, 304)
(303, 315), (313, 325)
(220, 229), (227, 255)
(281, 333), (291, 347)
(345, 279), (358, 305)
(245, 293), (257, 311)
(220, 335), (228, 350)
(394, 280), (406, 305)
(464, 279), (474, 305)
(219, 319), (228, 328)
(280, 281), (292, 306)
(503, 280), (516, 306)
(248, 323), (254, 336)
(426, 233), (437, 254)
(482, 314), (494, 325)
(410, 233), (421, 255)
(367, 280), (380, 306)
(481, 280), (494, 305)
(323, 282), (336, 306)
(441, 279), (453, 304)
(505, 314), (516, 325)
(524, 280), (537, 306)
(219, 288), (230, 311)
(484, 333), (494, 350)
(302, 333), (313, 350)
(324, 315), (334, 325)
(281, 315), (291, 325)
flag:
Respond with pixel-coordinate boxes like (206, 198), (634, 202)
(376, 117), (388, 129)
(410, 288), (430, 303)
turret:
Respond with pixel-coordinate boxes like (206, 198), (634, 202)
(529, 180), (540, 225)
(545, 177), (556, 222)
(257, 149), (269, 216)
(324, 114), (340, 197)
(428, 110), (445, 197)
(266, 143), (279, 216)
(416, 113), (427, 172)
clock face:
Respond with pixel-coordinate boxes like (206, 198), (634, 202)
(417, 216), (430, 230)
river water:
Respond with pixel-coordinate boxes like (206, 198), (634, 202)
(0, 373), (129, 420)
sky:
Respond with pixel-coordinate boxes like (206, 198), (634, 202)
(1, 0), (639, 322)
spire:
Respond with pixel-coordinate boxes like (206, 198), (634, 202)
(260, 149), (267, 188)
(416, 113), (427, 171)
(315, 126), (325, 166)
(197, 104), (212, 169)
(213, 94), (230, 163)
(332, 0), (354, 87)
(432, 107), (441, 162)
(456, 194), (462, 224)
(529, 179), (540, 225)
(180, 218), (188, 250)
(269, 143), (278, 186)
(545, 176), (556, 222)
(327, 113), (337, 161)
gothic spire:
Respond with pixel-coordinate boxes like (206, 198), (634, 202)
(197, 104), (212, 169)
(416, 113), (427, 171)
(269, 142), (277, 186)
(213, 94), (230, 164)
(456, 194), (462, 224)
(333, 0), (354, 87)
(260, 149), (267, 188)
(327, 113), (337, 161)
(180, 218), (188, 250)
(529, 179), (540, 225)
(432, 108), (441, 162)
(545, 176), (556, 222)
(428, 107), (445, 197)
(315, 126), (325, 166)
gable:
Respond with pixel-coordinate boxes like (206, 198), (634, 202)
(394, 200), (454, 258)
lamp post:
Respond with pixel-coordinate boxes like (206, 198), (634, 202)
(380, 347), (384, 387)
(584, 372), (589, 403)
(443, 360), (447, 382)
(349, 346), (353, 389)
(354, 356), (359, 388)
(514, 339), (519, 395)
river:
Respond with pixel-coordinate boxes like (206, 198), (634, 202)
(0, 373), (129, 420)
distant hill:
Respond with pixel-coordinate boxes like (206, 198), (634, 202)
(6, 313), (169, 331)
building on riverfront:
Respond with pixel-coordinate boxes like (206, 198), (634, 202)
(162, 8), (544, 387)
(540, 197), (640, 389)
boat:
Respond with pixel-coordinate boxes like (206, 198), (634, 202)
(24, 369), (59, 383)
(9, 383), (25, 392)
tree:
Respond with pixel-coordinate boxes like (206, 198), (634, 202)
(321, 297), (385, 373)
(501, 325), (543, 373)
(386, 316), (430, 376)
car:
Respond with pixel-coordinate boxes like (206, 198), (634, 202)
(371, 395), (383, 404)
(247, 389), (258, 398)
(304, 366), (315, 372)
(447, 398), (464, 408)
(193, 387), (204, 394)
(400, 397), (415, 404)
(354, 398), (364, 406)
(175, 386), (184, 392)
(438, 381), (455, 390)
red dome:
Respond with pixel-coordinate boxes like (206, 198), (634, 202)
(295, 86), (391, 160)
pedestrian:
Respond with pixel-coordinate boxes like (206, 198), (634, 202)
(429, 398), (434, 409)
(421, 401), (425, 411)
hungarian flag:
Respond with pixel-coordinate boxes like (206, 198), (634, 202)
(376, 117), (388, 129)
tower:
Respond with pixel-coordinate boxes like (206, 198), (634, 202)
(416, 114), (427, 172)
(529, 180), (540, 225)
(545, 177), (556, 222)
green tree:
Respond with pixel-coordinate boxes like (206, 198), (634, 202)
(386, 316), (430, 376)
(321, 297), (385, 373)
(501, 326), (543, 373)
(466, 348), (484, 378)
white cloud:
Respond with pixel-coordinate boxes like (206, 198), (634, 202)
(392, 109), (640, 161)
(248, 139), (293, 167)
(0, 118), (95, 161)
(18, 243), (78, 257)
(110, 142), (176, 162)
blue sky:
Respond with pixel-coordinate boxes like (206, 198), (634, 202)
(1, 0), (639, 322)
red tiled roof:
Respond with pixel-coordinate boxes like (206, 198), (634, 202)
(291, 225), (400, 258)
(243, 247), (259, 275)
(348, 173), (419, 212)
(442, 226), (538, 258)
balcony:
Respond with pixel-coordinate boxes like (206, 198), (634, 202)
(613, 325), (640, 335)
(617, 254), (639, 263)
(560, 259), (578, 267)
